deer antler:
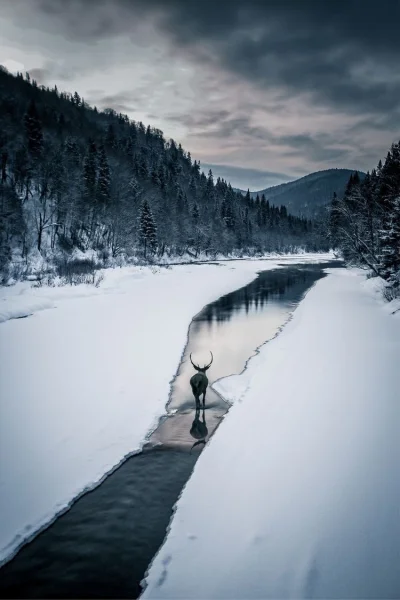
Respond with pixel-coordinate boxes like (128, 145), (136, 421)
(190, 353), (200, 370)
(204, 351), (213, 369)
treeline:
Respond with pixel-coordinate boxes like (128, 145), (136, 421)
(329, 141), (400, 298)
(0, 67), (328, 279)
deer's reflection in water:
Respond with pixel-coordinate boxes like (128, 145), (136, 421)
(190, 407), (208, 452)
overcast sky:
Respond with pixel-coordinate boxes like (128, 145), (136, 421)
(1, 0), (399, 190)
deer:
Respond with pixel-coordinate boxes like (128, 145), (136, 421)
(189, 351), (213, 408)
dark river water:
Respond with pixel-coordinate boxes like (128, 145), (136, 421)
(0, 261), (339, 599)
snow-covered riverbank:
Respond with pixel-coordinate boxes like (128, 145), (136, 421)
(0, 254), (332, 565)
(142, 268), (400, 599)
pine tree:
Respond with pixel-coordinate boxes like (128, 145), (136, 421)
(379, 197), (400, 284)
(73, 91), (81, 106)
(139, 199), (157, 257)
(106, 124), (117, 149)
(65, 137), (81, 167)
(260, 194), (268, 226)
(221, 185), (235, 229)
(151, 165), (161, 186)
(176, 185), (185, 213)
(57, 113), (66, 137)
(204, 168), (214, 204)
(189, 175), (197, 199)
(328, 191), (340, 247)
(220, 198), (227, 221)
(256, 204), (263, 227)
(14, 146), (29, 196)
(192, 203), (200, 221)
(137, 154), (149, 180)
(192, 160), (200, 177)
(97, 145), (110, 205)
(82, 140), (97, 203)
(24, 100), (43, 159)
(128, 175), (141, 203)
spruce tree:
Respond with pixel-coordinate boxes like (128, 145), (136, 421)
(379, 197), (400, 283)
(328, 191), (340, 247)
(138, 154), (148, 180)
(222, 185), (236, 229)
(24, 100), (43, 160)
(73, 91), (81, 106)
(189, 176), (197, 198)
(139, 199), (157, 257)
(82, 140), (97, 203)
(128, 176), (141, 203)
(151, 165), (161, 186)
(204, 169), (214, 204)
(260, 194), (268, 226)
(106, 124), (117, 149)
(175, 185), (185, 213)
(192, 203), (200, 221)
(97, 145), (111, 205)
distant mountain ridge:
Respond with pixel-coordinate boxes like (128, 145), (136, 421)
(236, 169), (366, 217)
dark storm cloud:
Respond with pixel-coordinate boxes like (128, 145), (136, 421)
(278, 135), (351, 163)
(28, 64), (78, 84)
(87, 91), (137, 114)
(166, 110), (232, 130)
(5, 0), (398, 184)
(26, 0), (400, 117)
(168, 111), (274, 143)
(173, 109), (352, 166)
(349, 110), (400, 134)
(27, 67), (49, 83)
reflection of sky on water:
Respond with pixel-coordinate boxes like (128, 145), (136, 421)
(194, 266), (325, 327)
(167, 266), (327, 413)
(188, 304), (288, 384)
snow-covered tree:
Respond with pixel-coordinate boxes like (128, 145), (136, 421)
(97, 145), (110, 205)
(24, 100), (43, 160)
(139, 199), (157, 257)
(379, 197), (400, 285)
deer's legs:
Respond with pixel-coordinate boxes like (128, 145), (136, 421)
(202, 390), (206, 407)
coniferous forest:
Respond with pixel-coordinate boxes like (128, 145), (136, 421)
(329, 142), (400, 298)
(0, 68), (328, 283)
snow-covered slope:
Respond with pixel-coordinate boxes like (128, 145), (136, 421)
(142, 268), (400, 599)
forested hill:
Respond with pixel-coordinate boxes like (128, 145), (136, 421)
(328, 143), (400, 298)
(0, 67), (328, 280)
(239, 169), (366, 217)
